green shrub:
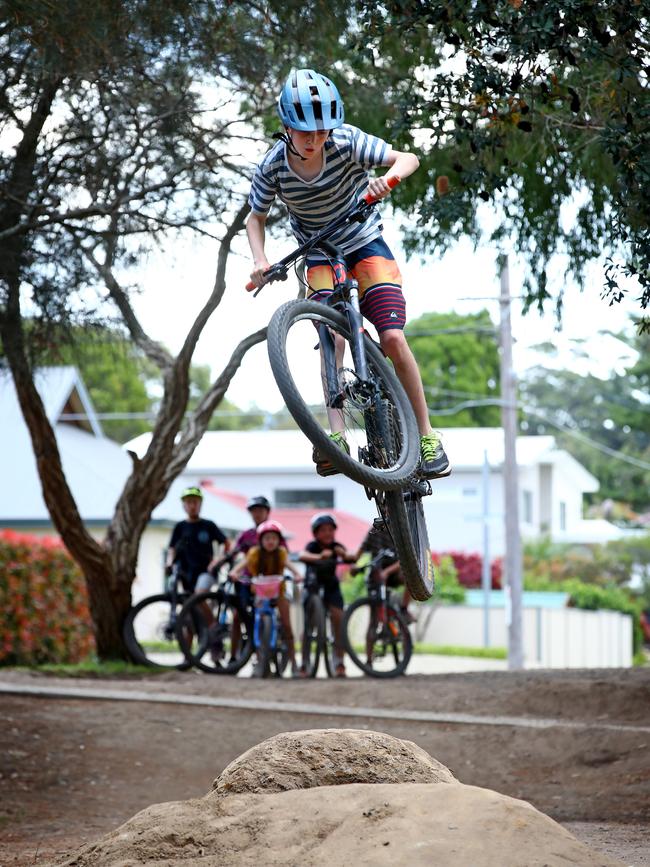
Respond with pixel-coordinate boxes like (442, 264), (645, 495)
(523, 533), (650, 588)
(432, 555), (466, 604)
(342, 553), (465, 605)
(0, 530), (95, 665)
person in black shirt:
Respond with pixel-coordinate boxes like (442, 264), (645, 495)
(165, 486), (230, 593)
(299, 513), (356, 677)
(356, 519), (414, 623)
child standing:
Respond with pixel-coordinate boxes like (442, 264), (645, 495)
(246, 68), (451, 480)
(229, 520), (302, 677)
(299, 513), (357, 677)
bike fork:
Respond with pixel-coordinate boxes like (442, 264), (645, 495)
(345, 279), (369, 382)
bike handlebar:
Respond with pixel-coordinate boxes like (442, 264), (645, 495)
(245, 175), (401, 292)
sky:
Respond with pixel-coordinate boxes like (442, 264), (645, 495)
(130, 203), (643, 416)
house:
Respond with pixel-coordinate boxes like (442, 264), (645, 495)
(125, 427), (629, 556)
(0, 367), (249, 602)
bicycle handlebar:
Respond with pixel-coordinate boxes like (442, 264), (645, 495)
(245, 175), (401, 292)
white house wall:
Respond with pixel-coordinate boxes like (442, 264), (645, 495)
(423, 605), (632, 668)
(551, 462), (586, 538)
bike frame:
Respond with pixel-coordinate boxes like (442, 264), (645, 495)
(253, 598), (279, 650)
(249, 179), (401, 403)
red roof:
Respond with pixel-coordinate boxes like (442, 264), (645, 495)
(200, 481), (370, 551)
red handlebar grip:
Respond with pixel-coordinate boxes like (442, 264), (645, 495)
(363, 174), (401, 204)
(245, 280), (256, 291)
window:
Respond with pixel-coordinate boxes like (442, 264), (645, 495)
(559, 501), (567, 532)
(523, 490), (533, 524)
(274, 489), (334, 509)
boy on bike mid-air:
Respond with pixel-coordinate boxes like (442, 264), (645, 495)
(229, 519), (302, 677)
(299, 513), (357, 677)
(246, 67), (451, 480)
(166, 487), (230, 593)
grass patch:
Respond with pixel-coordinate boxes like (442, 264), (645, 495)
(413, 644), (507, 659)
(139, 640), (179, 653)
(6, 658), (160, 677)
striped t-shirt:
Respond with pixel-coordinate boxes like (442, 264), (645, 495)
(248, 124), (392, 257)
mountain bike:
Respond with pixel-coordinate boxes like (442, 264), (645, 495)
(301, 578), (335, 678)
(123, 563), (206, 670)
(248, 177), (434, 600)
(251, 575), (291, 678)
(174, 555), (254, 675)
(342, 547), (413, 678)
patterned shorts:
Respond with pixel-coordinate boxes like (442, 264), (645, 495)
(306, 237), (406, 333)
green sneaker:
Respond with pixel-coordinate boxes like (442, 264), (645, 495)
(312, 432), (350, 477)
(420, 432), (451, 479)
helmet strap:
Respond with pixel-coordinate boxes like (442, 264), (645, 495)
(273, 129), (307, 161)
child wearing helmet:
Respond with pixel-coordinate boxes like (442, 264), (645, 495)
(229, 519), (302, 676)
(246, 68), (451, 481)
(227, 496), (286, 665)
(299, 513), (357, 677)
(165, 486), (230, 593)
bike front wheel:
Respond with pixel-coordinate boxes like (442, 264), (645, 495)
(123, 593), (191, 670)
(176, 591), (253, 674)
(268, 300), (419, 491)
(342, 596), (413, 678)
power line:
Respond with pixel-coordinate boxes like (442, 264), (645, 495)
(522, 407), (650, 472)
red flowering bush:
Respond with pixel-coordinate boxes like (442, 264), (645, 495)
(0, 530), (95, 665)
(434, 550), (503, 589)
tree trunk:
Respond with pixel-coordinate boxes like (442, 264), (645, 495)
(0, 75), (132, 658)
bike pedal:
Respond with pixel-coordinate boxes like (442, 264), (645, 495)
(315, 461), (340, 477)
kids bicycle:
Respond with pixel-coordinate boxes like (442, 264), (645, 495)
(248, 178), (434, 600)
(250, 575), (291, 678)
(174, 555), (254, 675)
(342, 547), (413, 678)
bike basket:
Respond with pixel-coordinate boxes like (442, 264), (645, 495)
(252, 576), (283, 600)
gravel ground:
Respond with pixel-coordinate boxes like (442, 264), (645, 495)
(0, 667), (648, 866)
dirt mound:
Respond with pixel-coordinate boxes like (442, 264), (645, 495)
(212, 728), (456, 795)
(59, 730), (623, 867)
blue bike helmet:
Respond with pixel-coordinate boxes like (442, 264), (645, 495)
(277, 69), (344, 132)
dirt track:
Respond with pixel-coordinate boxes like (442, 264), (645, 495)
(0, 667), (648, 865)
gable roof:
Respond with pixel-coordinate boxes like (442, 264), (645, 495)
(201, 482), (369, 550)
(0, 367), (249, 531)
(0, 366), (103, 436)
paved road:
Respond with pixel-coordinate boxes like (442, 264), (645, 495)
(148, 651), (508, 675)
(3, 680), (649, 734)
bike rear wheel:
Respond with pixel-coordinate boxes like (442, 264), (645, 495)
(123, 593), (192, 670)
(176, 591), (253, 674)
(342, 596), (412, 678)
(268, 300), (419, 491)
(383, 488), (435, 601)
(302, 592), (325, 678)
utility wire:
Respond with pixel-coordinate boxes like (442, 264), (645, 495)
(522, 407), (650, 472)
(423, 398), (650, 472)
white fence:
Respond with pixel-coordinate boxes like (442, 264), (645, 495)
(418, 605), (633, 668)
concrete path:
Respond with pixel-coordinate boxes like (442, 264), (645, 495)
(2, 681), (649, 735)
(146, 651), (508, 675)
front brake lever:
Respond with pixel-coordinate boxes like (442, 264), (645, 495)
(253, 266), (289, 297)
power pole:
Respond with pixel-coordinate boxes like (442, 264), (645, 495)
(499, 256), (524, 669)
(481, 450), (491, 648)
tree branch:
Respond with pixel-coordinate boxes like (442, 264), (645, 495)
(178, 200), (250, 363)
(165, 326), (267, 482)
(83, 243), (173, 371)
